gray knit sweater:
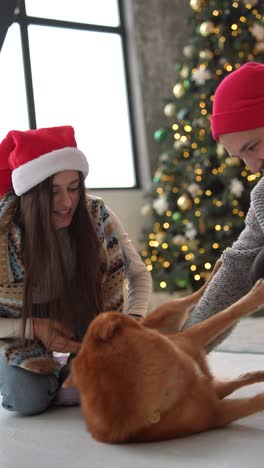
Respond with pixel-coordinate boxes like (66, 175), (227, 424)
(184, 175), (264, 351)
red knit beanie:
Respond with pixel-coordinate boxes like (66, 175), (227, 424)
(211, 62), (264, 141)
(0, 126), (89, 196)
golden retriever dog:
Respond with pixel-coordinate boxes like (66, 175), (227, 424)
(64, 261), (264, 443)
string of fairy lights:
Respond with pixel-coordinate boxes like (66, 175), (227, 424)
(141, 0), (264, 291)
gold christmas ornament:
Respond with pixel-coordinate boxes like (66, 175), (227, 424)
(199, 219), (206, 234)
(173, 83), (185, 98)
(199, 49), (214, 60)
(156, 231), (166, 243)
(226, 156), (240, 167)
(190, 0), (202, 11)
(186, 239), (199, 249)
(200, 21), (215, 37)
(180, 65), (189, 79)
(177, 194), (192, 211)
(216, 143), (225, 157)
(255, 41), (264, 54)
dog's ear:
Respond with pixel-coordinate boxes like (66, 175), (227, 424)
(90, 312), (124, 342)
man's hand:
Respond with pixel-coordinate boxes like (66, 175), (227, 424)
(32, 318), (81, 353)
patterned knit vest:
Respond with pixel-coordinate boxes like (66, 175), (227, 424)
(0, 193), (126, 375)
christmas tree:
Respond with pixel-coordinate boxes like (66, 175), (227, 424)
(141, 0), (264, 292)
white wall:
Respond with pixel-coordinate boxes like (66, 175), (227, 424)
(91, 1), (190, 256)
(91, 189), (146, 250)
(89, 2), (154, 252)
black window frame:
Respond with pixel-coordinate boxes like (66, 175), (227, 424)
(0, 0), (140, 190)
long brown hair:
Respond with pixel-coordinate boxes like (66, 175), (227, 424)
(2, 173), (104, 339)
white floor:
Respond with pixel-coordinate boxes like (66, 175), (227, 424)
(217, 317), (264, 353)
(1, 352), (264, 468)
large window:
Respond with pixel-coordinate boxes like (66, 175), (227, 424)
(0, 0), (137, 188)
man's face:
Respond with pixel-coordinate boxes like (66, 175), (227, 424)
(219, 127), (264, 173)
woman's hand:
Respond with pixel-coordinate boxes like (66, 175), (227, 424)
(32, 318), (81, 353)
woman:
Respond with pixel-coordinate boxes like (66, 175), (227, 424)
(0, 125), (152, 415)
(184, 62), (264, 349)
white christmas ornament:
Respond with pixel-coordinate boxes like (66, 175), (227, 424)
(219, 57), (228, 65)
(164, 103), (177, 117)
(173, 140), (190, 150)
(185, 222), (197, 240)
(183, 45), (195, 58)
(188, 183), (200, 197)
(230, 178), (244, 198)
(172, 235), (187, 246)
(159, 153), (169, 162)
(192, 67), (212, 85)
(251, 23), (264, 42)
(195, 117), (207, 127)
(153, 197), (169, 215)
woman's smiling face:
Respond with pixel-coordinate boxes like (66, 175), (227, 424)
(51, 170), (80, 230)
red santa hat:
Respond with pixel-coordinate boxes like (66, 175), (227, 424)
(211, 62), (264, 141)
(0, 125), (89, 196)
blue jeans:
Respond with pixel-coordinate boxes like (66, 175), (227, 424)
(0, 354), (60, 416)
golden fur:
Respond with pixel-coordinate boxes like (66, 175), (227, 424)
(64, 261), (264, 443)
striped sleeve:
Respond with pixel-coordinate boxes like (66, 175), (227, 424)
(106, 207), (152, 318)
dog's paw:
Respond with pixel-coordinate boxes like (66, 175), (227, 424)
(253, 278), (264, 288)
(248, 278), (264, 307)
